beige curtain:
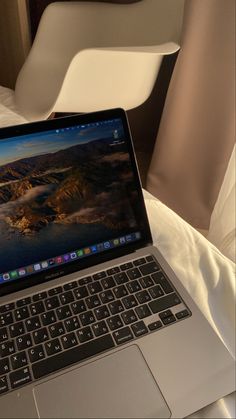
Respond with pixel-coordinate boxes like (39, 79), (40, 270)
(147, 0), (235, 229)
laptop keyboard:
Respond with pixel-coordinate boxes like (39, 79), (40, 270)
(0, 255), (191, 395)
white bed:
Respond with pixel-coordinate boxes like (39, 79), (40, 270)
(0, 107), (235, 418)
(144, 190), (235, 418)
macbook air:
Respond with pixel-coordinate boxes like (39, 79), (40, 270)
(0, 108), (234, 418)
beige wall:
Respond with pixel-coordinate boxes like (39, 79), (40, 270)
(0, 0), (31, 89)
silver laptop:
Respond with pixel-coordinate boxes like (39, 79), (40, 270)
(0, 109), (234, 418)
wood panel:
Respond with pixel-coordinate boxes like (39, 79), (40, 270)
(0, 0), (31, 89)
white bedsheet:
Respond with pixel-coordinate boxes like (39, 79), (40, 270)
(144, 190), (235, 419)
(0, 90), (28, 128)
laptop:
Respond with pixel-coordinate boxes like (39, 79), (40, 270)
(0, 108), (234, 418)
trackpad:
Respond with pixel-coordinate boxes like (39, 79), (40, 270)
(34, 345), (171, 418)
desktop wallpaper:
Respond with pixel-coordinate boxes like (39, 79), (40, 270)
(0, 120), (139, 273)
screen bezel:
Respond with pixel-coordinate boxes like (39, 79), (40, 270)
(0, 108), (152, 297)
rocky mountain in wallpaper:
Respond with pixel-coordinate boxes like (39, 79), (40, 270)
(0, 138), (137, 237)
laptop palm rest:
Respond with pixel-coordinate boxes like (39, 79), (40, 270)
(33, 345), (171, 418)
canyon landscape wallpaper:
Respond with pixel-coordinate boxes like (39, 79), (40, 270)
(0, 122), (139, 272)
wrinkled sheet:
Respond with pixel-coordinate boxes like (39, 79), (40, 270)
(0, 88), (28, 128)
(144, 190), (235, 419)
(208, 145), (236, 263)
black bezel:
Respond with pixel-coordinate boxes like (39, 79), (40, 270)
(0, 108), (152, 297)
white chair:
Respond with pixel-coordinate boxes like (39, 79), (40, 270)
(0, 1), (180, 122)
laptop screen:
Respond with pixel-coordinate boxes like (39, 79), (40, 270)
(0, 109), (151, 295)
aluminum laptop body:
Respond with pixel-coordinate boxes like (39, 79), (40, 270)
(0, 109), (234, 418)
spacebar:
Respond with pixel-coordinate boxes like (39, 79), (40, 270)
(32, 335), (115, 379)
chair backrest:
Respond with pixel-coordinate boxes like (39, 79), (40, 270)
(15, 0), (184, 120)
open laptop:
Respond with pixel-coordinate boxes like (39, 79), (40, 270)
(0, 108), (234, 418)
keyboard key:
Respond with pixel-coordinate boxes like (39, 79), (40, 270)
(107, 267), (120, 275)
(79, 311), (95, 326)
(148, 321), (162, 331)
(159, 310), (176, 325)
(127, 268), (141, 280)
(28, 345), (45, 363)
(78, 276), (92, 286)
(41, 310), (57, 326)
(101, 276), (115, 290)
(176, 309), (190, 319)
(61, 332), (78, 349)
(107, 315), (123, 331)
(135, 304), (151, 319)
(100, 290), (114, 304)
(25, 316), (41, 332)
(149, 293), (181, 314)
(149, 285), (164, 299)
(88, 282), (102, 295)
(56, 305), (72, 320)
(0, 341), (16, 357)
(48, 286), (63, 296)
(92, 321), (108, 337)
(93, 271), (106, 281)
(64, 317), (80, 332)
(32, 292), (47, 302)
(146, 255), (154, 262)
(10, 351), (28, 370)
(140, 275), (154, 289)
(86, 295), (101, 309)
(74, 286), (88, 300)
(113, 285), (128, 298)
(14, 306), (30, 321)
(60, 291), (74, 305)
(114, 272), (129, 285)
(159, 310), (173, 320)
(71, 300), (86, 314)
(33, 327), (49, 344)
(120, 262), (133, 271)
(139, 262), (160, 276)
(0, 327), (8, 343)
(30, 301), (45, 316)
(121, 309), (137, 325)
(77, 326), (93, 343)
(16, 297), (31, 308)
(63, 281), (78, 291)
(113, 327), (133, 345)
(0, 376), (8, 394)
(133, 258), (146, 266)
(0, 303), (15, 313)
(131, 321), (148, 337)
(16, 334), (32, 351)
(122, 295), (138, 309)
(0, 358), (10, 375)
(49, 322), (65, 338)
(45, 296), (60, 310)
(9, 322), (25, 338)
(135, 290), (151, 304)
(162, 316), (176, 325)
(0, 312), (14, 327)
(32, 335), (115, 379)
(108, 300), (124, 315)
(10, 367), (32, 389)
(151, 272), (174, 294)
(45, 338), (62, 356)
(127, 280), (141, 294)
(94, 305), (110, 321)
